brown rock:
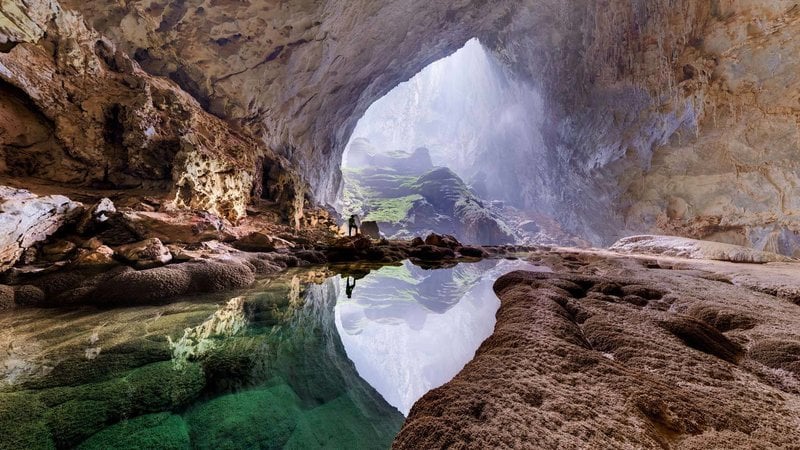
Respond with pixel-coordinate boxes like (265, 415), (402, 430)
(0, 187), (82, 272)
(74, 245), (116, 267)
(424, 233), (461, 249)
(116, 238), (172, 269)
(360, 221), (381, 239)
(0, 285), (14, 310)
(233, 232), (293, 252)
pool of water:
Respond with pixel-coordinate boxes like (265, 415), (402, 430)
(0, 258), (547, 449)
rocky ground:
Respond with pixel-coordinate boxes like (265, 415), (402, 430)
(3, 183), (800, 449)
(0, 184), (526, 310)
(395, 247), (800, 449)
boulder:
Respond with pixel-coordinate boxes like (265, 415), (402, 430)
(233, 232), (293, 252)
(0, 187), (82, 272)
(74, 245), (116, 268)
(117, 238), (173, 269)
(40, 240), (77, 262)
(457, 246), (488, 258)
(361, 221), (381, 239)
(425, 233), (461, 249)
(76, 198), (116, 234)
(409, 245), (455, 261)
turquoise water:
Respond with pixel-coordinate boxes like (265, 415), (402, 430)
(0, 259), (545, 449)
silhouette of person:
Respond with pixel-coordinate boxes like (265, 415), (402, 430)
(348, 214), (359, 237)
(345, 276), (356, 298)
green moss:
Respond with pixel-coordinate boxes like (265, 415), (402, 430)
(34, 361), (205, 449)
(285, 395), (402, 450)
(125, 361), (206, 413)
(77, 413), (190, 450)
(0, 393), (54, 450)
(184, 384), (303, 450)
(45, 400), (113, 448)
(363, 195), (423, 224)
(23, 338), (172, 390)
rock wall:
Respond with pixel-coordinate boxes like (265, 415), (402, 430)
(2, 0), (800, 252)
(0, 0), (301, 222)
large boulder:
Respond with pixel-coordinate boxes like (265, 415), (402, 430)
(360, 221), (381, 239)
(0, 187), (82, 272)
(233, 232), (293, 252)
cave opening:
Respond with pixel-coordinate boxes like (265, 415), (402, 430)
(338, 39), (549, 246)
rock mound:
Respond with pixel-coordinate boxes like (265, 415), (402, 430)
(610, 235), (793, 263)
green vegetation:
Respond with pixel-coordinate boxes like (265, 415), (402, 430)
(0, 393), (54, 450)
(78, 413), (190, 450)
(342, 168), (424, 224)
(363, 195), (423, 224)
(185, 384), (302, 450)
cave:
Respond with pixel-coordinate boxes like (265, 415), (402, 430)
(1, 1), (800, 448)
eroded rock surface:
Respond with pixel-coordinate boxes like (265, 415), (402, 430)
(611, 235), (794, 263)
(396, 250), (800, 448)
(0, 187), (81, 271)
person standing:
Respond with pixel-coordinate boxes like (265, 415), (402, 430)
(348, 214), (359, 237)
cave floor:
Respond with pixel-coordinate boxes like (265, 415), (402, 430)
(396, 247), (800, 449)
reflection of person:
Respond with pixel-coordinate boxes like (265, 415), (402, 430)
(348, 215), (359, 237)
(345, 276), (356, 298)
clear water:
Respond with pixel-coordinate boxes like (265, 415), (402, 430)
(0, 258), (546, 449)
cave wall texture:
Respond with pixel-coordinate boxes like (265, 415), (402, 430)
(2, 0), (800, 253)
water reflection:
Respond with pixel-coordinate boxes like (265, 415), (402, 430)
(0, 258), (548, 448)
(335, 259), (550, 415)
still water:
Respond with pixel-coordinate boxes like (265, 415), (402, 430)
(0, 258), (546, 449)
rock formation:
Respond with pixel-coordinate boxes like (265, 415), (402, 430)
(2, 0), (800, 255)
(396, 248), (800, 448)
(342, 142), (515, 245)
(0, 187), (81, 271)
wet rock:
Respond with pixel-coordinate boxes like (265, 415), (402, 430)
(409, 245), (455, 261)
(116, 238), (172, 269)
(233, 232), (293, 252)
(457, 246), (487, 258)
(0, 187), (82, 272)
(425, 233), (460, 249)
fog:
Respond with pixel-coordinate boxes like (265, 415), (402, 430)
(342, 38), (547, 208)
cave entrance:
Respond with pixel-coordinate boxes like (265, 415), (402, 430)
(338, 39), (545, 245)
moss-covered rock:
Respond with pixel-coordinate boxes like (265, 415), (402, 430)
(36, 361), (205, 448)
(286, 395), (403, 450)
(77, 413), (190, 450)
(45, 399), (113, 448)
(185, 384), (302, 450)
(0, 393), (54, 450)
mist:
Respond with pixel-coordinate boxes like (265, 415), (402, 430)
(342, 38), (547, 209)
